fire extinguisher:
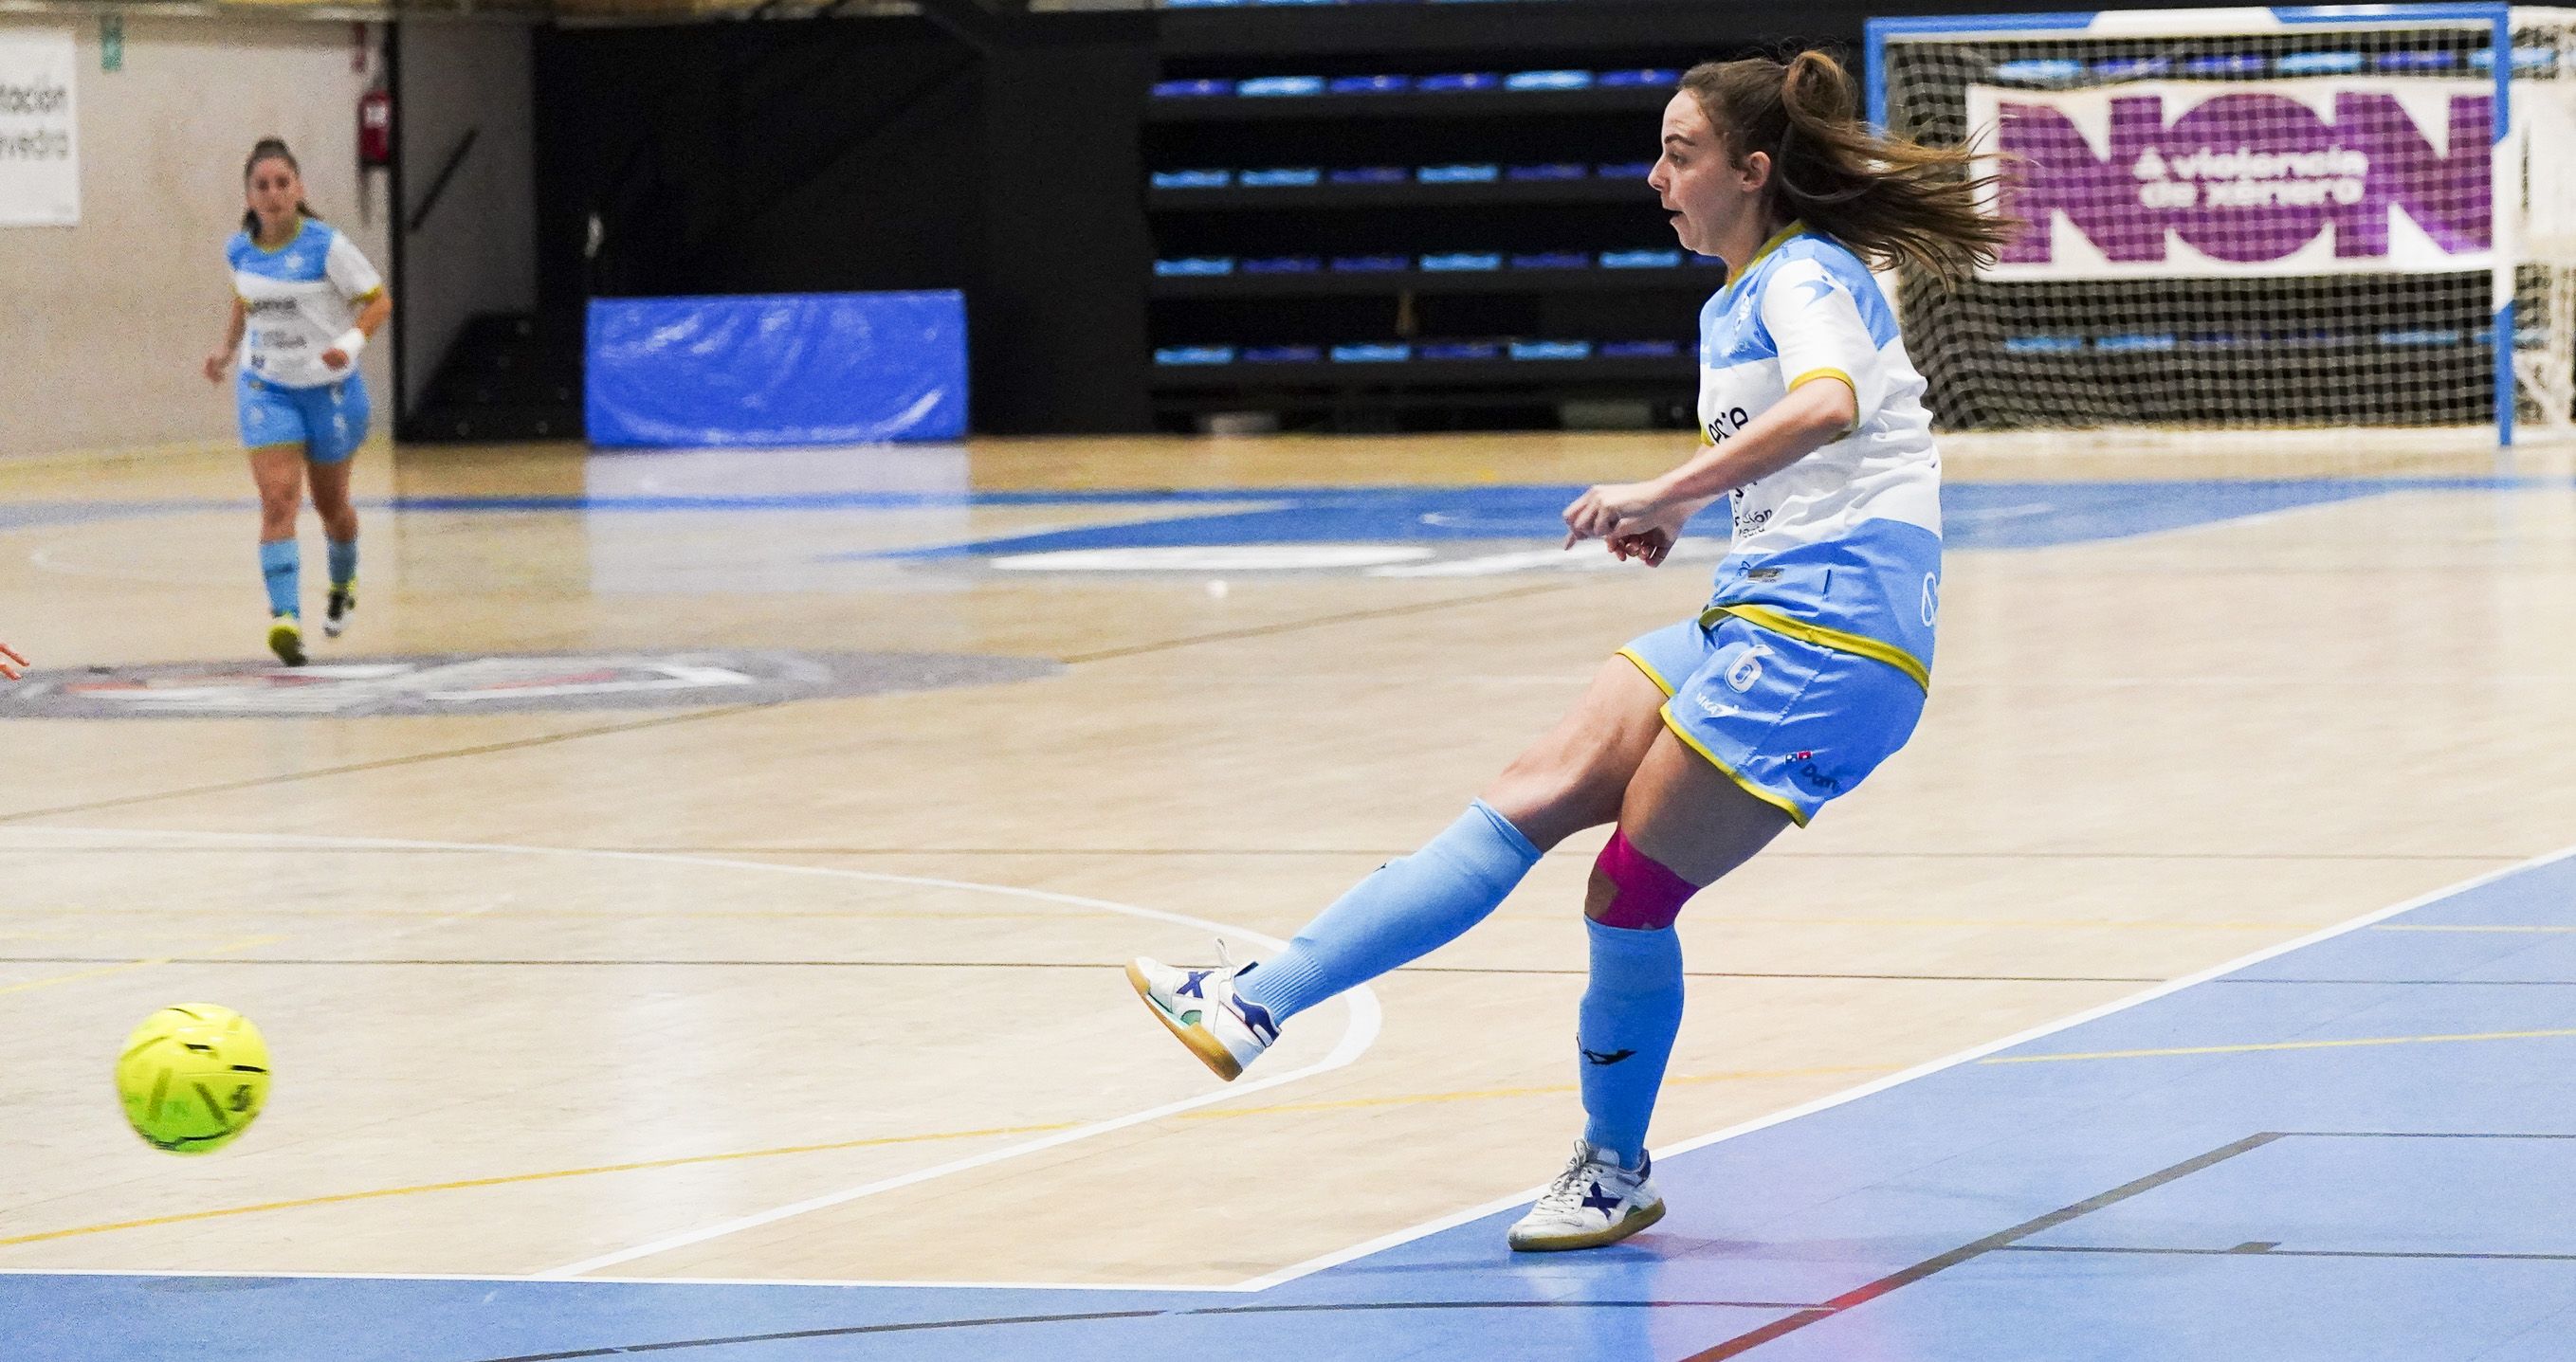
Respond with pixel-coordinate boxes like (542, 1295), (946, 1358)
(358, 86), (393, 169)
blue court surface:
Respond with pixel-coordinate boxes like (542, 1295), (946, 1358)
(13, 846), (2574, 1361)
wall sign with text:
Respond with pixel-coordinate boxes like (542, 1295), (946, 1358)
(0, 29), (78, 227)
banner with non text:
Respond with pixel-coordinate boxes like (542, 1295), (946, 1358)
(1970, 79), (2493, 279)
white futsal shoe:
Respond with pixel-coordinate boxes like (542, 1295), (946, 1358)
(1507, 1140), (1666, 1252)
(1126, 952), (1280, 1081)
(323, 582), (356, 639)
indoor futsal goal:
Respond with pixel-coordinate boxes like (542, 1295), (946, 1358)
(1866, 3), (2576, 443)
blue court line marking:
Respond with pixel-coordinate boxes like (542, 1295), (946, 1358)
(847, 477), (2571, 557)
(10, 844), (2573, 1361)
(7, 477), (2571, 555)
(851, 481), (2366, 558)
(400, 475), (2576, 554)
(0, 499), (238, 531)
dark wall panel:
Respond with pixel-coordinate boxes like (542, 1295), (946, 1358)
(532, 15), (1152, 433)
(534, 21), (981, 302)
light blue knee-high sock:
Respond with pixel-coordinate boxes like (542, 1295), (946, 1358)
(1578, 918), (1686, 1163)
(258, 539), (300, 618)
(326, 537), (357, 589)
(1234, 800), (1541, 1023)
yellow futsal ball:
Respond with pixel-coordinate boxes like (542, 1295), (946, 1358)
(116, 1004), (270, 1154)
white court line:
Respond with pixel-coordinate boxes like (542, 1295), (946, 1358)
(22, 827), (1379, 1287)
(1236, 836), (2576, 1291)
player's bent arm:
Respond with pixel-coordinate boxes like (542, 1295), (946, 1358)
(203, 297), (247, 384)
(1563, 379), (1856, 542)
(322, 290), (393, 372)
(353, 289), (392, 339)
(1647, 377), (1856, 506)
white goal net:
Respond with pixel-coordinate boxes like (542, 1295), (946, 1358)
(1868, 4), (2576, 442)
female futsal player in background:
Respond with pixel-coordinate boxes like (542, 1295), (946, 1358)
(202, 138), (392, 666)
(1129, 50), (2008, 1251)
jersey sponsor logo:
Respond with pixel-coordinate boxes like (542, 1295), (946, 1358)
(1704, 405), (1751, 446)
(0, 650), (1059, 718)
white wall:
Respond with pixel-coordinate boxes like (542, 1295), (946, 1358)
(396, 23), (536, 415)
(0, 15), (393, 459)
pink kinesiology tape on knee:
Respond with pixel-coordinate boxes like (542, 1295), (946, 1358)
(1591, 829), (1699, 930)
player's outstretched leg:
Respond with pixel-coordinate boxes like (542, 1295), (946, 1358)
(1508, 732), (1790, 1251)
(1127, 656), (1669, 1082)
(1125, 798), (1536, 1083)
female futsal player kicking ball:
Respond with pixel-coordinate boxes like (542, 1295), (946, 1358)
(202, 138), (392, 665)
(1128, 50), (2008, 1252)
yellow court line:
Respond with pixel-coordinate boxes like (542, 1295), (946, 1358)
(1178, 1062), (1901, 1122)
(1985, 1026), (2576, 1065)
(0, 1119), (1083, 1250)
(2375, 924), (2576, 934)
(1712, 916), (2328, 934)
(0, 906), (1120, 923)
(0, 936), (283, 999)
(5, 908), (2339, 932)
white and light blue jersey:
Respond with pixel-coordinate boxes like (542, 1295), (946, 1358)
(1694, 222), (1942, 689)
(227, 218), (381, 390)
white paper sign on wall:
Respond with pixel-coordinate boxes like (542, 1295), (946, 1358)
(0, 30), (79, 227)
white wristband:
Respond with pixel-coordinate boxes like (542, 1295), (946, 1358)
(332, 328), (367, 363)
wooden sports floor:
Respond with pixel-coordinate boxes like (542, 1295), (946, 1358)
(1, 429), (2572, 1330)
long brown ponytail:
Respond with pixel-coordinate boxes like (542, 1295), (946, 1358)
(240, 137), (320, 238)
(1681, 51), (2011, 283)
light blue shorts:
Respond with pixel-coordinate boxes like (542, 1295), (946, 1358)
(1619, 614), (1927, 826)
(238, 371), (370, 465)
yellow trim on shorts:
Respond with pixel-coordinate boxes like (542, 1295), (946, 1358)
(350, 286), (385, 304)
(1617, 646), (1676, 699)
(1657, 704), (1811, 828)
(1699, 603), (1931, 693)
